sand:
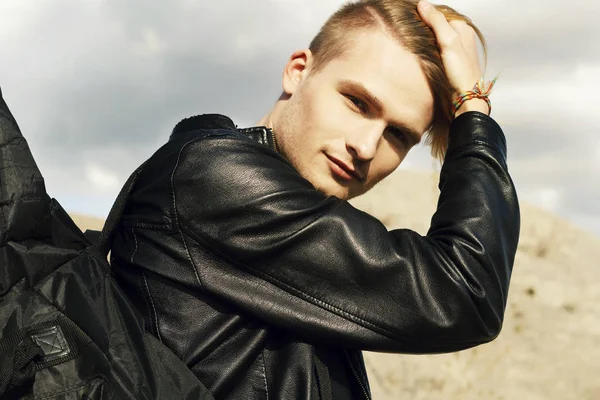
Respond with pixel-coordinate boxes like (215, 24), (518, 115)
(71, 169), (600, 400)
(351, 170), (600, 400)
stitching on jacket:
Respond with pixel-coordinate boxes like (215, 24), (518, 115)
(180, 222), (487, 347)
(312, 356), (325, 400)
(261, 350), (269, 400)
(179, 229), (204, 290)
(123, 221), (173, 230)
(130, 228), (138, 265)
(245, 268), (401, 341)
(168, 134), (490, 349)
(170, 138), (207, 291)
(178, 221), (403, 342)
(0, 203), (6, 241)
(142, 271), (162, 343)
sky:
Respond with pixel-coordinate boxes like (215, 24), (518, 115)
(0, 0), (598, 237)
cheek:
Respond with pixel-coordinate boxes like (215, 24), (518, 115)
(373, 146), (404, 179)
(302, 83), (349, 136)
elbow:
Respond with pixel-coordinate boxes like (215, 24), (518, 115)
(466, 257), (513, 344)
(446, 313), (504, 352)
(481, 319), (503, 343)
(451, 291), (507, 347)
(470, 299), (506, 345)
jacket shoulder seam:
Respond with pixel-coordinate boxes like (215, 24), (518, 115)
(261, 349), (269, 400)
(141, 271), (162, 343)
(170, 138), (209, 291)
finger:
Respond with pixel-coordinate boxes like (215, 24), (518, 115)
(448, 20), (477, 50)
(448, 20), (468, 32)
(417, 1), (457, 48)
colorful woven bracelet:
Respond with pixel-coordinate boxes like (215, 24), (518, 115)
(451, 77), (498, 118)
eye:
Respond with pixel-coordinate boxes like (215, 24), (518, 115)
(387, 127), (410, 146)
(345, 94), (368, 113)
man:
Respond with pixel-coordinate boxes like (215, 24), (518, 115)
(111, 0), (520, 398)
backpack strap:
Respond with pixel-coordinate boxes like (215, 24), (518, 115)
(0, 317), (87, 399)
(98, 162), (146, 257)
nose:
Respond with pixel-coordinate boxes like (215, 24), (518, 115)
(345, 123), (384, 162)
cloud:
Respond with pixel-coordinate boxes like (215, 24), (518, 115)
(520, 187), (563, 213)
(133, 29), (166, 56)
(0, 0), (598, 236)
(494, 63), (600, 125)
(447, 0), (600, 71)
(85, 163), (120, 193)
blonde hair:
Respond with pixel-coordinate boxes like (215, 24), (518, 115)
(309, 0), (487, 161)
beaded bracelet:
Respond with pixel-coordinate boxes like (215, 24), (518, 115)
(451, 77), (498, 118)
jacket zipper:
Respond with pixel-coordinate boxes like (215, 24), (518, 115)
(344, 350), (371, 400)
(267, 127), (279, 153)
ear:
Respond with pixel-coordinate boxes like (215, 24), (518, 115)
(282, 49), (314, 95)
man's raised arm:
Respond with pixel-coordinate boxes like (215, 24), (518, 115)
(167, 111), (519, 353)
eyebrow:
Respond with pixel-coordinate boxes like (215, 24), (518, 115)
(338, 79), (422, 145)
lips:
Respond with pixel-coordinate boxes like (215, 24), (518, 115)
(325, 154), (364, 181)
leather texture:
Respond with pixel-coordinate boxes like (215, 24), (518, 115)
(111, 112), (520, 399)
(0, 87), (212, 400)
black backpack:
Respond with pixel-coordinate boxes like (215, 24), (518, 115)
(0, 88), (214, 399)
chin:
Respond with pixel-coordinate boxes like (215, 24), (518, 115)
(304, 167), (365, 200)
(332, 189), (352, 200)
(313, 180), (358, 200)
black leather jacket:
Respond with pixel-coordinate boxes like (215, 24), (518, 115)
(111, 112), (520, 399)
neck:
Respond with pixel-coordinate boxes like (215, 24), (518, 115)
(257, 103), (281, 141)
(258, 96), (289, 153)
(256, 112), (273, 129)
(258, 92), (290, 130)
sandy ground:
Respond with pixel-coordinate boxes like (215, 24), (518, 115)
(351, 170), (600, 400)
(71, 169), (600, 400)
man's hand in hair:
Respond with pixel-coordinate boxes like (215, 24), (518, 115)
(417, 0), (490, 117)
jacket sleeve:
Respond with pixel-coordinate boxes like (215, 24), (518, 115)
(172, 112), (520, 353)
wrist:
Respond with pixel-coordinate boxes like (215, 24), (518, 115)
(447, 111), (507, 160)
(451, 77), (497, 119)
(453, 98), (490, 119)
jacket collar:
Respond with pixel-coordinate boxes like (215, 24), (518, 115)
(170, 114), (277, 152)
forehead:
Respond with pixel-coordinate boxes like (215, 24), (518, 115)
(315, 29), (434, 132)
